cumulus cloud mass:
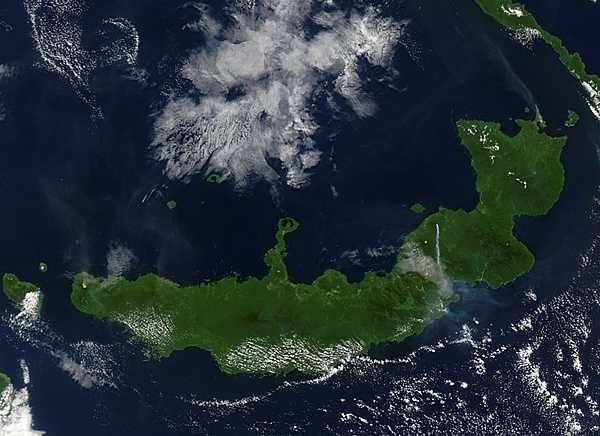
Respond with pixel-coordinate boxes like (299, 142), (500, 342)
(152, 0), (407, 189)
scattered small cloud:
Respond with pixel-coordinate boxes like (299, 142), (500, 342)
(24, 0), (140, 116)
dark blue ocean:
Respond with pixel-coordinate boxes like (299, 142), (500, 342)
(1, 0), (600, 434)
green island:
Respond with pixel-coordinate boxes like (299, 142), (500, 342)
(0, 372), (10, 395)
(474, 0), (600, 116)
(39, 262), (48, 273)
(2, 274), (40, 305)
(565, 110), (580, 128)
(2, 273), (44, 316)
(70, 119), (566, 374)
(206, 173), (226, 184)
(166, 200), (177, 210)
(409, 203), (426, 214)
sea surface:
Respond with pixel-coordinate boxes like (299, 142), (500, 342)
(1, 0), (600, 434)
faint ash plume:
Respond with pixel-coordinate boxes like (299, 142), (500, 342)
(0, 64), (17, 122)
(106, 243), (137, 277)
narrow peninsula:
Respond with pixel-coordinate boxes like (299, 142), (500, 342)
(474, 0), (600, 117)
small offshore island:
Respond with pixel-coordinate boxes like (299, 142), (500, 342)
(565, 110), (580, 128)
(409, 203), (426, 214)
(71, 118), (567, 374)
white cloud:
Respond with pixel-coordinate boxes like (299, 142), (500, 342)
(0, 361), (45, 435)
(152, 0), (406, 190)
